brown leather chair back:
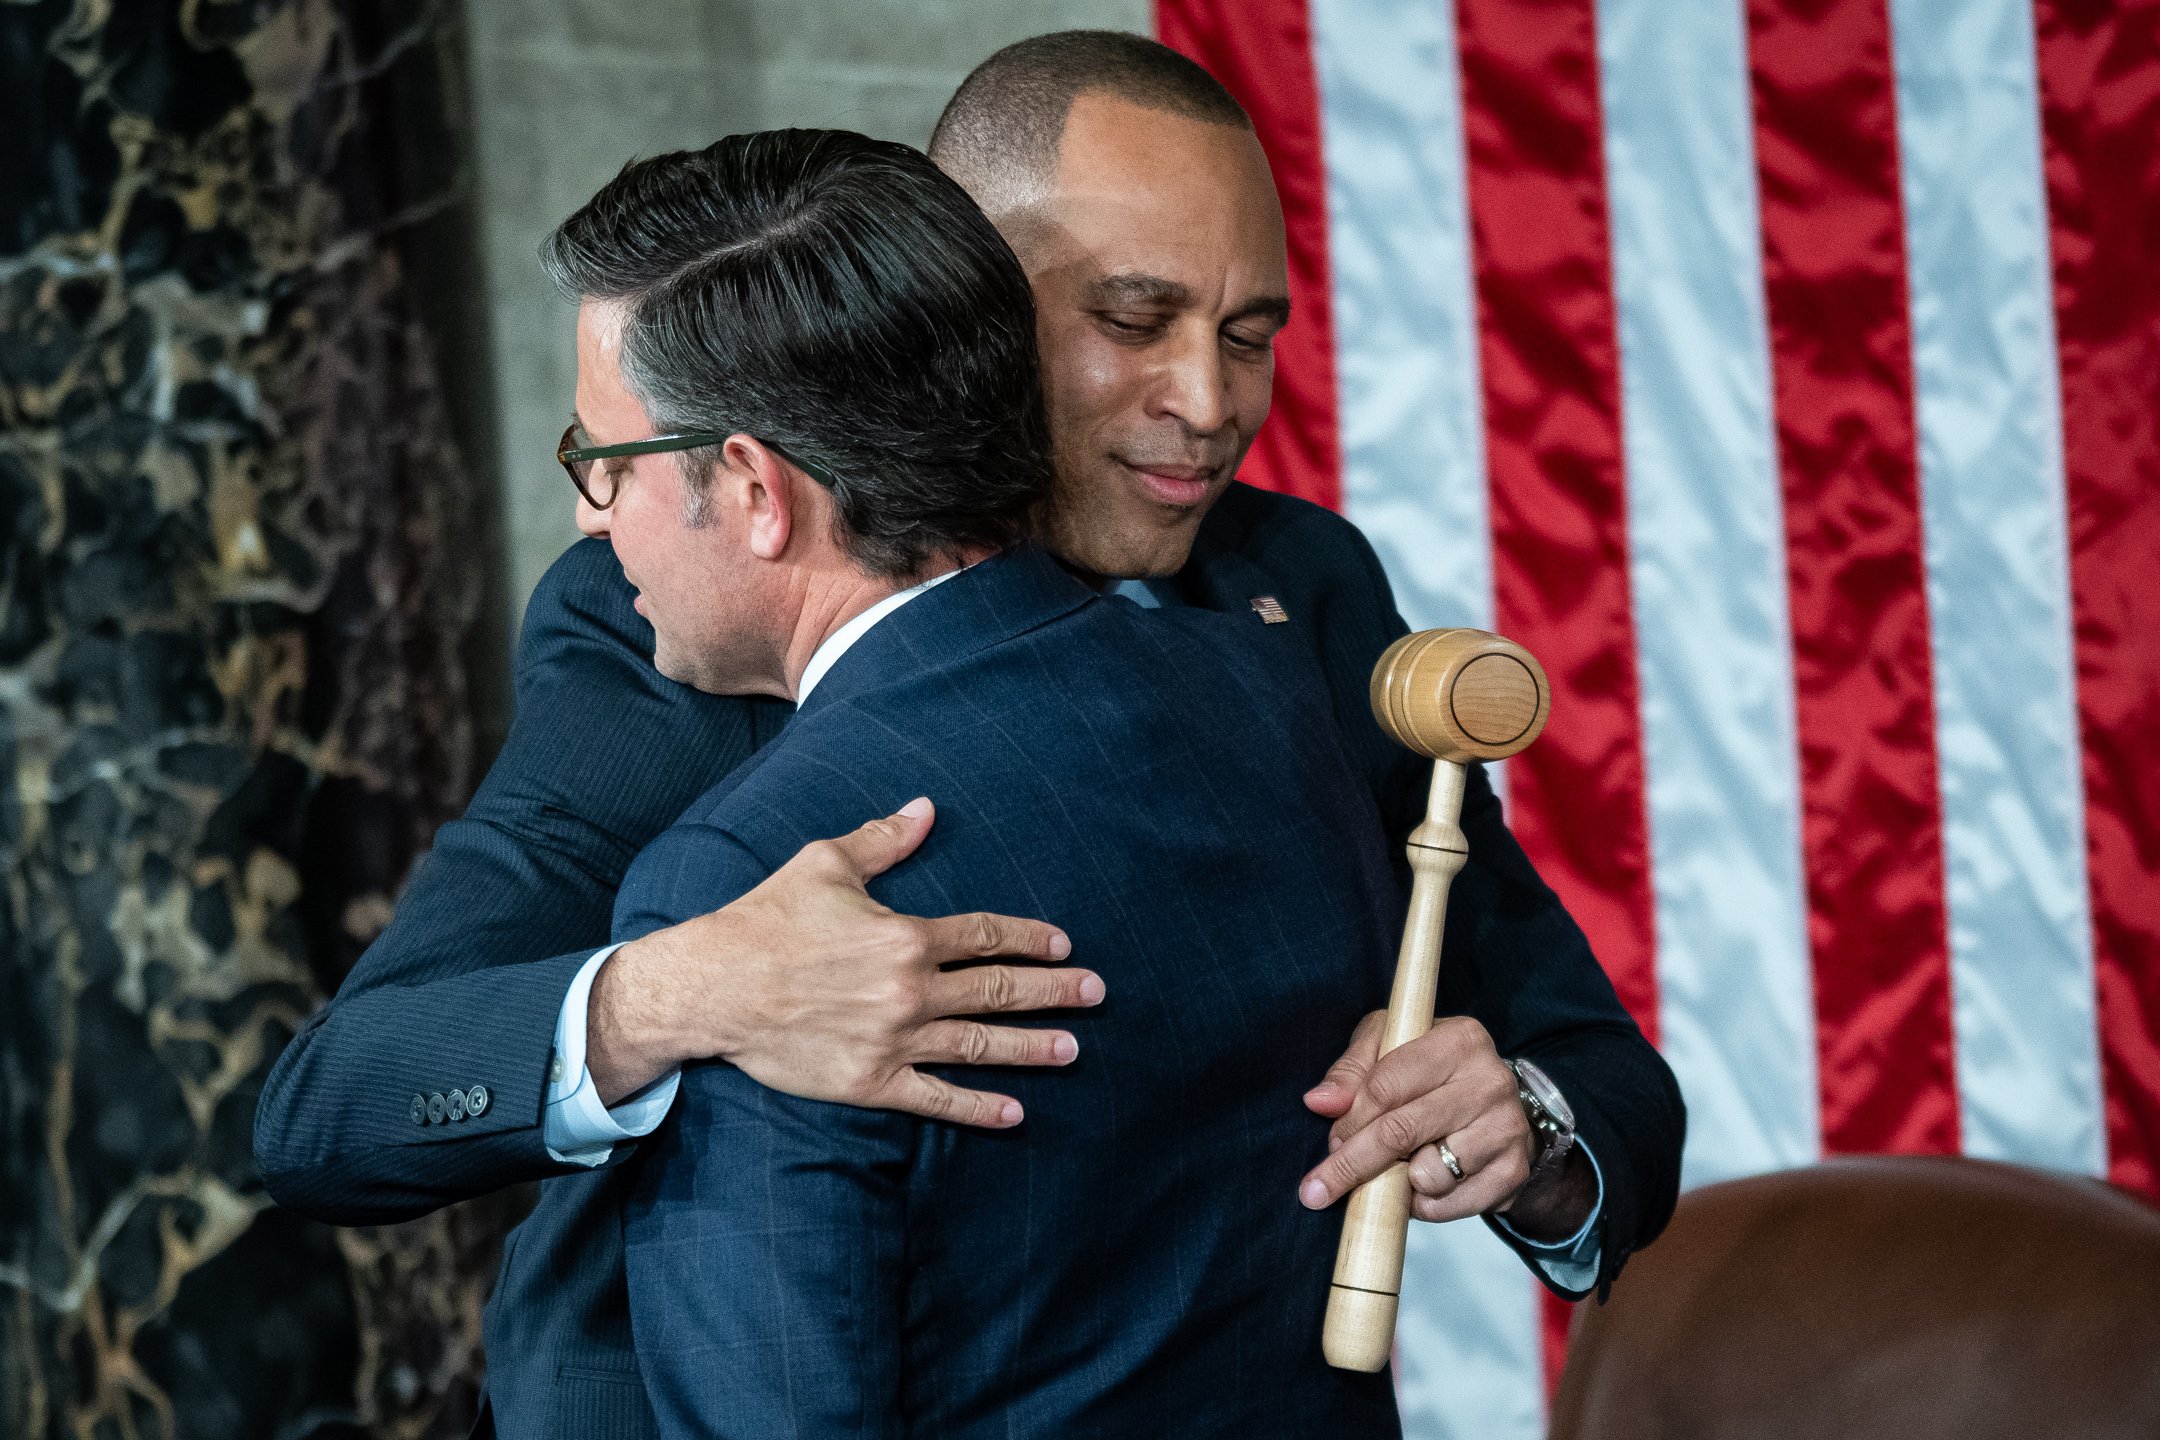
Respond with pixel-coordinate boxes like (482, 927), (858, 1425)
(1550, 1156), (2160, 1440)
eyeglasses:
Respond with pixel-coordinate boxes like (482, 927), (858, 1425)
(557, 422), (838, 509)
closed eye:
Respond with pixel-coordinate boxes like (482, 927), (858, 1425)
(1098, 312), (1170, 340)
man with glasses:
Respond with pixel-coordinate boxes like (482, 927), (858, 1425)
(257, 31), (1680, 1438)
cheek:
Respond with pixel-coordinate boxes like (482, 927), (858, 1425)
(1044, 329), (1132, 426)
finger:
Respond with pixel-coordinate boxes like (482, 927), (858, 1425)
(1328, 1025), (1468, 1149)
(1404, 1142), (1461, 1200)
(927, 962), (1103, 1018)
(1407, 1114), (1533, 1224)
(1305, 1009), (1385, 1117)
(918, 909), (1073, 965)
(821, 797), (937, 882)
(1301, 1092), (1456, 1209)
(880, 1068), (1024, 1129)
(1406, 1109), (1529, 1199)
(911, 1019), (1079, 1070)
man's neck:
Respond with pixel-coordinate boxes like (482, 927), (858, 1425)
(779, 573), (911, 701)
(778, 551), (987, 701)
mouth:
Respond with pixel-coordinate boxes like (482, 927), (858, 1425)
(1118, 459), (1221, 509)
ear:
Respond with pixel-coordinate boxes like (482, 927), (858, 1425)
(718, 435), (800, 561)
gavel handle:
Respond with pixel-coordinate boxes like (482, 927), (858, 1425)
(1322, 761), (1469, 1373)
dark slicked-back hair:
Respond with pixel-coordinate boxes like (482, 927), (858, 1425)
(542, 129), (1052, 578)
(929, 31), (1250, 203)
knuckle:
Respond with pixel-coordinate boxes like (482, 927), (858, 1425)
(878, 972), (924, 1020)
(1375, 1109), (1425, 1158)
(969, 912), (1002, 953)
(1363, 1067), (1406, 1113)
(1328, 1050), (1371, 1086)
(956, 1022), (992, 1066)
(975, 966), (1017, 1012)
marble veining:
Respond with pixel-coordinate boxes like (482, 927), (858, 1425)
(3, 1), (500, 1434)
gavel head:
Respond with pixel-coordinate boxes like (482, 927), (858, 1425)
(1369, 628), (1551, 763)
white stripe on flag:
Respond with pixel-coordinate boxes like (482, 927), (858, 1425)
(1312, 6), (1540, 1437)
(1595, 0), (1819, 1184)
(1390, 1221), (1546, 1440)
(1312, 0), (1492, 636)
(1889, 0), (2104, 1173)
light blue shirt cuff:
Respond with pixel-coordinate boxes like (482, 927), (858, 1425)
(1491, 1137), (1605, 1293)
(543, 942), (683, 1167)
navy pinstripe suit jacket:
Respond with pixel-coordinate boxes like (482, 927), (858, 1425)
(253, 483), (1682, 1440)
(615, 543), (1404, 1437)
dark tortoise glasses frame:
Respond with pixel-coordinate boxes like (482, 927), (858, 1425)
(557, 423), (837, 509)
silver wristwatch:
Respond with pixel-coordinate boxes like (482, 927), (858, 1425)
(1507, 1058), (1577, 1182)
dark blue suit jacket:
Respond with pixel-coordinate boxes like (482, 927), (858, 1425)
(253, 483), (1682, 1440)
(615, 544), (1402, 1437)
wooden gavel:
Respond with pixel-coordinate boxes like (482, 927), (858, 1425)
(1323, 628), (1552, 1373)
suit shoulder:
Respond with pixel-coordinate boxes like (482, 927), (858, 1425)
(1204, 483), (1387, 578)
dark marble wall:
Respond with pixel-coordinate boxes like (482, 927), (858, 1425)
(2, 2), (504, 1435)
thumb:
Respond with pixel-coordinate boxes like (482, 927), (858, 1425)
(825, 796), (936, 881)
(1306, 1009), (1385, 1116)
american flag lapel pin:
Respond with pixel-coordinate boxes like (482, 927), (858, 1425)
(1249, 595), (1289, 624)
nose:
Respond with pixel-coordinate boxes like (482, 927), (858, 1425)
(574, 490), (610, 540)
(1148, 324), (1234, 437)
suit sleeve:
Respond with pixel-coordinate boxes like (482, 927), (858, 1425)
(252, 543), (760, 1225)
(619, 823), (912, 1440)
(1337, 516), (1686, 1301)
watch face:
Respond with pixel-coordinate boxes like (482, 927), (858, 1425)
(1515, 1059), (1575, 1131)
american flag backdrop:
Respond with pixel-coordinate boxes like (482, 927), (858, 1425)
(1151, 0), (2160, 1434)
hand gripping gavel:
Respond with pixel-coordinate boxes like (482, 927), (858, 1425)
(1323, 628), (1551, 1373)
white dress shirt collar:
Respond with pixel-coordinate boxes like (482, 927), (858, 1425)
(795, 564), (968, 705)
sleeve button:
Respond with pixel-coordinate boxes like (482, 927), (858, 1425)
(427, 1092), (448, 1124)
(447, 1089), (468, 1122)
(466, 1084), (490, 1118)
(409, 1094), (429, 1127)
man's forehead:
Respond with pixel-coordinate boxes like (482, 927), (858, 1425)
(1049, 93), (1274, 208)
(1026, 95), (1287, 297)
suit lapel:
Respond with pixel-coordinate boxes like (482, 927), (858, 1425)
(1175, 516), (1328, 671)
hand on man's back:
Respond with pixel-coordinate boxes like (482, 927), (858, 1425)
(585, 796), (1103, 1128)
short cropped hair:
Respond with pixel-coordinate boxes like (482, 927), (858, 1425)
(541, 130), (1053, 578)
(929, 31), (1250, 208)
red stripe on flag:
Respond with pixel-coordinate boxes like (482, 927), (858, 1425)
(1156, 0), (1343, 510)
(2034, 0), (2160, 1199)
(1454, 0), (1657, 1043)
(1744, 0), (1958, 1155)
(1540, 1290), (1576, 1403)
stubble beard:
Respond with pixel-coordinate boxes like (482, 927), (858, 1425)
(1036, 457), (1208, 581)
